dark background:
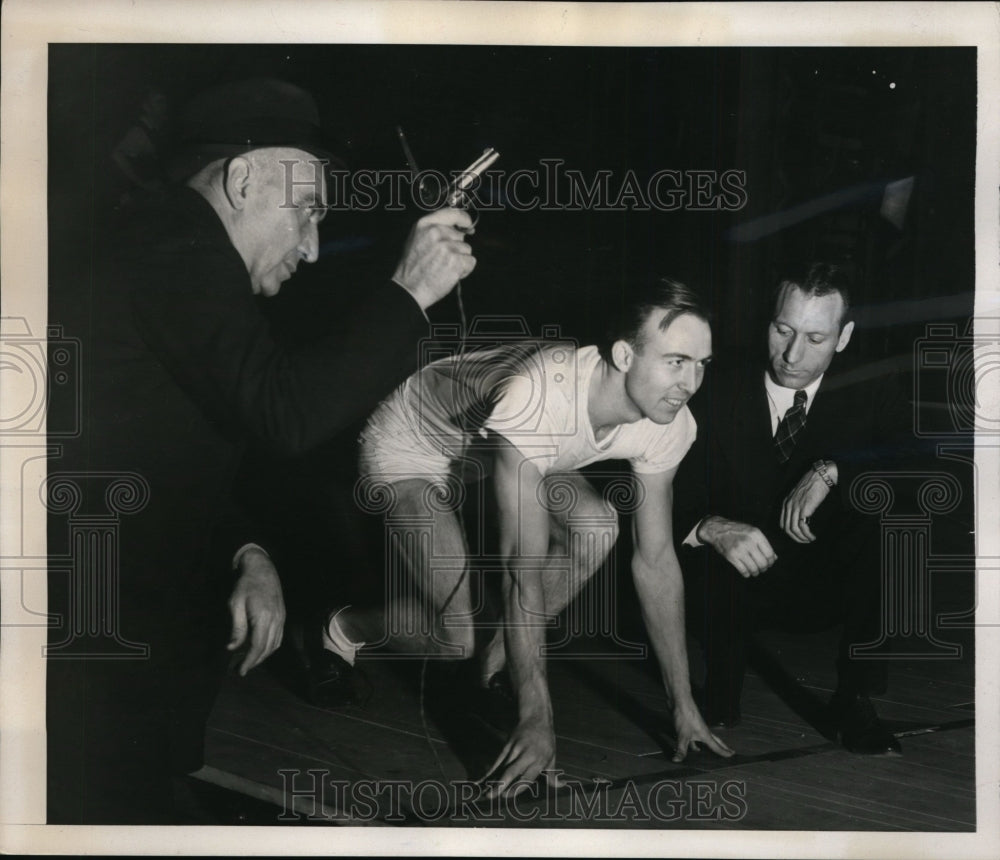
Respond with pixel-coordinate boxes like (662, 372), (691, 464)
(49, 43), (975, 357)
(48, 43), (977, 618)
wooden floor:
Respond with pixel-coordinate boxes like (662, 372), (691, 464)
(199, 616), (976, 830)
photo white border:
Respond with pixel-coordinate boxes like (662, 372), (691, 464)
(2, 1), (998, 856)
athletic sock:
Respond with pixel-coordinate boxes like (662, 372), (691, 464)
(322, 607), (365, 666)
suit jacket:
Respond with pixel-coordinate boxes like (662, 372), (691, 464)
(63, 186), (427, 601)
(675, 363), (915, 554)
(47, 187), (430, 805)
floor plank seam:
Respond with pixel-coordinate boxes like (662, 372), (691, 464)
(753, 774), (975, 829)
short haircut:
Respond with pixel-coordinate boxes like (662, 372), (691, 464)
(598, 277), (711, 369)
(773, 261), (854, 330)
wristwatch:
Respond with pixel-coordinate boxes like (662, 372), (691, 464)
(812, 459), (835, 488)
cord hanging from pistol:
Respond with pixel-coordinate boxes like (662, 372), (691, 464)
(395, 127), (498, 342)
(394, 128), (502, 787)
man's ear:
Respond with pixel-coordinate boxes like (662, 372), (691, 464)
(835, 320), (855, 353)
(612, 339), (634, 371)
(222, 156), (253, 211)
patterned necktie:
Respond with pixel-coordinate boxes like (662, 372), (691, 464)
(774, 389), (808, 463)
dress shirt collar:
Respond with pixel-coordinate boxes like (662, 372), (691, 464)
(764, 371), (824, 435)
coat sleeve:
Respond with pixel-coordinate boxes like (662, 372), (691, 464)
(128, 240), (428, 457)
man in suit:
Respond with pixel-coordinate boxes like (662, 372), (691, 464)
(675, 262), (908, 755)
(47, 77), (477, 823)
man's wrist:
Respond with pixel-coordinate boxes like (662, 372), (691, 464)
(511, 672), (553, 720)
(673, 693), (700, 715)
(390, 275), (430, 320)
(518, 698), (554, 725)
(685, 518), (706, 547)
(812, 459), (836, 488)
(695, 515), (721, 545)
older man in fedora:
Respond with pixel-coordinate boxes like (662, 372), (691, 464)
(46, 77), (476, 823)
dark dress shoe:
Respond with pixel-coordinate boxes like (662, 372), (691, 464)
(831, 690), (901, 755)
(276, 618), (358, 708)
(304, 648), (357, 708)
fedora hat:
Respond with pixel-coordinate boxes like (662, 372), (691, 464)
(169, 77), (344, 181)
